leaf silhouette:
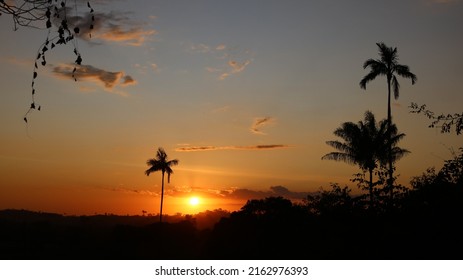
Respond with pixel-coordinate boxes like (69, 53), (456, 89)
(23, 0), (96, 123)
(61, 20), (68, 30)
(75, 55), (82, 65)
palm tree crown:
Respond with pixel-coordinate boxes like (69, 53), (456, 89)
(322, 111), (409, 206)
(360, 42), (417, 100)
(145, 148), (179, 182)
(145, 147), (179, 222)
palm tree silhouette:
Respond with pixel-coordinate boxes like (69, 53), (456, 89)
(145, 147), (179, 223)
(322, 111), (409, 207)
(360, 42), (416, 202)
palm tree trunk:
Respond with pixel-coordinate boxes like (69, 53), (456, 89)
(387, 76), (394, 205)
(160, 171), (165, 223)
(369, 168), (374, 209)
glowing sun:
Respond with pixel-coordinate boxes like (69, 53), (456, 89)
(189, 196), (200, 206)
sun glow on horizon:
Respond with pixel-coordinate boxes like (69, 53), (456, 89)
(188, 196), (200, 206)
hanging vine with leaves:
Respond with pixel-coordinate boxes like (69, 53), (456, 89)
(1, 0), (95, 122)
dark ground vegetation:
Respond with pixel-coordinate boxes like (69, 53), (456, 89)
(1, 148), (462, 260)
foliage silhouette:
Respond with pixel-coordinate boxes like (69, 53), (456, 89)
(204, 197), (312, 259)
(360, 42), (417, 202)
(145, 147), (179, 223)
(306, 184), (357, 217)
(409, 102), (463, 135)
(322, 111), (409, 208)
(351, 165), (409, 211)
(0, 1), (95, 122)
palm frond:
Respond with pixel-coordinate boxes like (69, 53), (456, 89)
(377, 42), (397, 65)
(360, 71), (382, 89)
(363, 111), (376, 128)
(389, 132), (407, 146)
(334, 122), (359, 141)
(325, 141), (353, 153)
(145, 164), (163, 176)
(395, 64), (417, 85)
(321, 152), (356, 165)
(363, 58), (381, 69)
(145, 159), (163, 176)
(156, 148), (168, 161)
(391, 75), (400, 99)
(391, 147), (410, 162)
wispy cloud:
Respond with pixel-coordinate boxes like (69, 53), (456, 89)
(52, 63), (136, 94)
(97, 25), (156, 46)
(176, 144), (290, 152)
(103, 186), (158, 197)
(211, 105), (231, 113)
(216, 44), (226, 50)
(251, 117), (276, 135)
(219, 59), (252, 80)
(187, 43), (253, 80)
(189, 43), (211, 53)
(206, 67), (222, 73)
(151, 63), (159, 72)
(68, 11), (157, 46)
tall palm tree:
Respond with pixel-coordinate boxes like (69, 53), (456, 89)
(322, 111), (409, 207)
(360, 42), (416, 201)
(145, 147), (179, 223)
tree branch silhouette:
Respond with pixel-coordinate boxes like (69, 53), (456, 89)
(409, 102), (463, 135)
(1, 0), (95, 122)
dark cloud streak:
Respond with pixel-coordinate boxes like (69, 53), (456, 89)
(176, 144), (291, 152)
(52, 63), (136, 91)
(66, 10), (156, 46)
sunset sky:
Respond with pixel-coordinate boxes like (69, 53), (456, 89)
(0, 0), (462, 216)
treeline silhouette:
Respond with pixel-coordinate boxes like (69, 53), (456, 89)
(1, 148), (462, 259)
